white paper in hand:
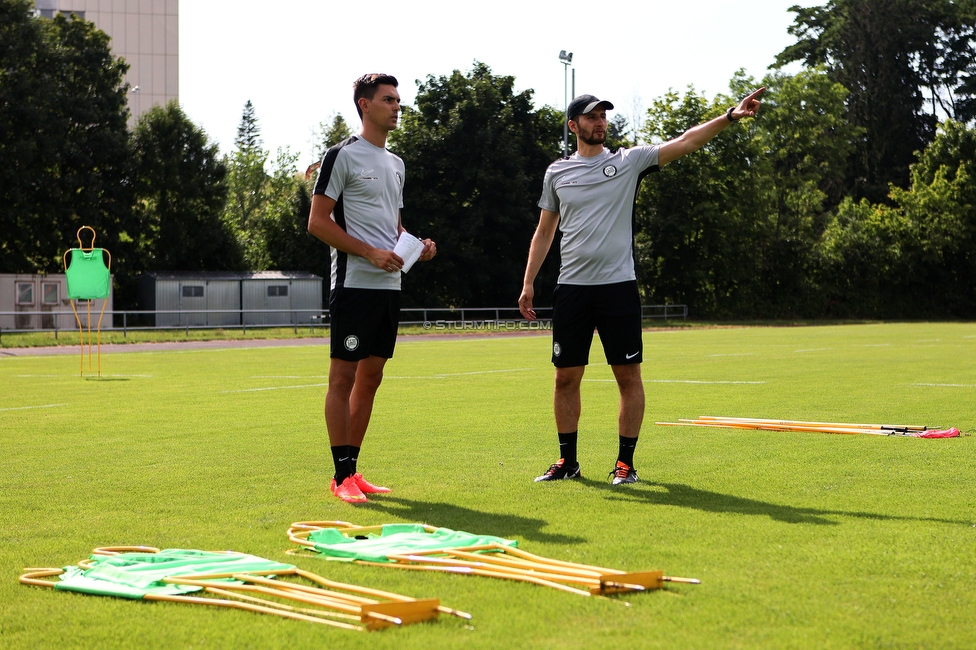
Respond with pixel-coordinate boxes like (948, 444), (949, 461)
(393, 231), (424, 273)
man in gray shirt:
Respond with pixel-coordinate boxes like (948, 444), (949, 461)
(308, 73), (435, 503)
(519, 88), (764, 485)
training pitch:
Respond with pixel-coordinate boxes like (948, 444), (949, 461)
(1, 322), (975, 649)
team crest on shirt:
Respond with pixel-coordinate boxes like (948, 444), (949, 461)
(395, 171), (402, 186)
(344, 335), (360, 351)
(603, 165), (617, 178)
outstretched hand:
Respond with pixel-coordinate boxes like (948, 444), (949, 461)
(731, 87), (765, 121)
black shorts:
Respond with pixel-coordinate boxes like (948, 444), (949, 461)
(551, 281), (642, 367)
(329, 287), (401, 361)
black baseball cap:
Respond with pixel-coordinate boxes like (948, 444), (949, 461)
(567, 94), (614, 121)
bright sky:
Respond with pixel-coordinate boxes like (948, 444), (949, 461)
(179, 1), (815, 165)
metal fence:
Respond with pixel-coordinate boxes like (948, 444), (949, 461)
(0, 304), (687, 338)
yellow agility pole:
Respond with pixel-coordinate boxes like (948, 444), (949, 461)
(665, 419), (893, 436)
(657, 416), (960, 438)
(697, 416), (931, 432)
(20, 545), (468, 631)
(287, 521), (699, 597)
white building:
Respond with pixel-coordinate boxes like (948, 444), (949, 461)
(0, 273), (114, 332)
(33, 0), (178, 123)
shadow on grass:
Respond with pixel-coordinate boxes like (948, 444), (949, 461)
(579, 479), (970, 526)
(361, 496), (587, 545)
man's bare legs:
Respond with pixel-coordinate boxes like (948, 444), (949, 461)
(534, 366), (585, 481)
(552, 364), (644, 438)
(611, 363), (644, 439)
(349, 355), (387, 446)
(540, 363), (644, 483)
(326, 355), (388, 447)
(325, 355), (389, 499)
(554, 366), (585, 433)
(610, 362), (643, 483)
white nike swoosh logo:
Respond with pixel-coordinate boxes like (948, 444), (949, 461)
(625, 352), (639, 359)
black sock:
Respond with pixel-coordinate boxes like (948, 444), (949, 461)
(332, 445), (352, 483)
(558, 431), (578, 467)
(349, 445), (361, 475)
(617, 436), (638, 468)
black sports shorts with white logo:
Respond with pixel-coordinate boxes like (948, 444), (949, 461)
(329, 287), (401, 361)
(550, 280), (642, 367)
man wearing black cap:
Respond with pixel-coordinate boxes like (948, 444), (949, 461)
(518, 88), (764, 485)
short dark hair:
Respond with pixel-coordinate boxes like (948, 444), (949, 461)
(353, 73), (398, 119)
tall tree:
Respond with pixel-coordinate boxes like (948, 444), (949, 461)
(755, 68), (863, 314)
(262, 148), (330, 281)
(131, 102), (242, 272)
(817, 120), (976, 318)
(605, 114), (634, 151)
(0, 2), (132, 273)
(235, 99), (262, 152)
(225, 100), (269, 266)
(635, 83), (774, 318)
(388, 62), (563, 307)
(310, 112), (353, 160)
(775, 0), (976, 202)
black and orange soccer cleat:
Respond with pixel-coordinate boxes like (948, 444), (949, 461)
(608, 460), (639, 485)
(534, 458), (582, 482)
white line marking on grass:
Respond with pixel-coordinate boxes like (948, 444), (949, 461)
(584, 379), (767, 385)
(708, 353), (755, 357)
(223, 383), (329, 393)
(964, 335), (976, 339)
(914, 383), (976, 388)
(251, 375), (328, 379)
(794, 348), (833, 353)
(386, 368), (534, 379)
(14, 374), (153, 378)
(233, 368), (534, 389)
(916, 339), (942, 343)
(0, 403), (67, 412)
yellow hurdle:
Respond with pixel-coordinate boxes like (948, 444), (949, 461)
(287, 521), (700, 597)
(21, 545), (468, 631)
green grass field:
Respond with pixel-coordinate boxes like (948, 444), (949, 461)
(2, 323), (975, 649)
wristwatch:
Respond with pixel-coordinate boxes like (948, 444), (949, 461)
(726, 106), (740, 122)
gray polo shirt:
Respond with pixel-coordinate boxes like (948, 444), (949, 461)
(539, 145), (660, 285)
(313, 135), (404, 291)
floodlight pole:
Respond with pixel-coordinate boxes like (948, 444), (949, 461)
(559, 50), (573, 158)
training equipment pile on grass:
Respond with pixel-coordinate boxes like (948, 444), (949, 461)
(288, 521), (699, 597)
(5, 323), (976, 648)
(20, 546), (468, 631)
(657, 416), (962, 438)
